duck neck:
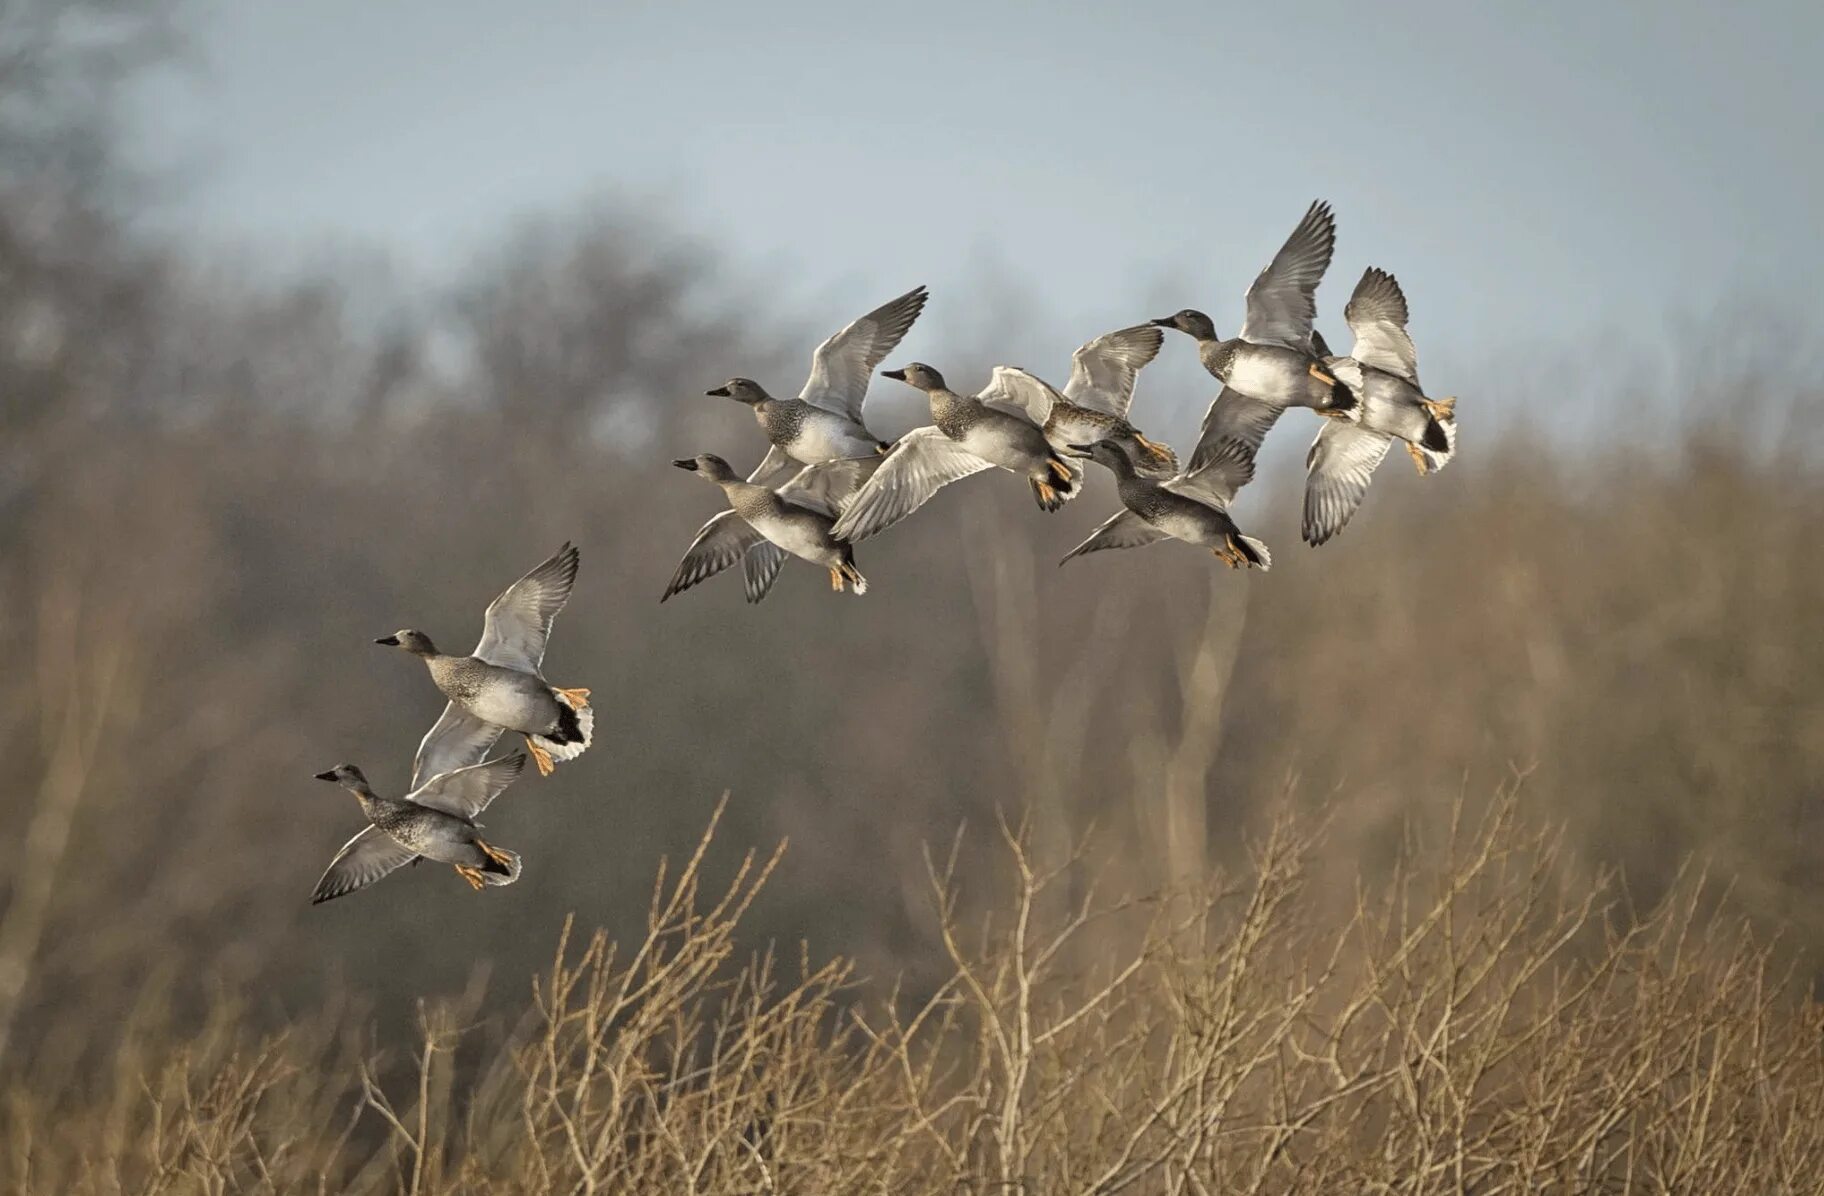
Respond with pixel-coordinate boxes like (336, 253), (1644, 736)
(717, 478), (764, 508)
(928, 387), (968, 423)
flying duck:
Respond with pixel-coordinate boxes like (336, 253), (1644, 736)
(707, 285), (927, 482)
(1060, 432), (1268, 571)
(829, 362), (1080, 543)
(664, 455), (871, 600)
(1153, 201), (1356, 479)
(376, 543), (590, 777)
(1303, 267), (1458, 545)
(309, 754), (526, 903)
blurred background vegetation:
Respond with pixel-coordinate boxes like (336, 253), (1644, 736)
(2, 0), (1822, 1107)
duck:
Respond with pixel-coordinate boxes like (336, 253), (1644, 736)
(1059, 433), (1269, 571)
(664, 455), (870, 600)
(376, 542), (591, 778)
(707, 285), (928, 482)
(1303, 267), (1458, 546)
(980, 324), (1179, 477)
(309, 754), (526, 903)
(829, 362), (1080, 543)
(1153, 201), (1356, 477)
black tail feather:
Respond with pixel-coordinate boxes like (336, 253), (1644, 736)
(554, 702), (583, 745)
(1422, 416), (1451, 453)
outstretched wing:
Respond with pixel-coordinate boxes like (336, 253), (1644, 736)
(1184, 386), (1283, 494)
(776, 456), (878, 518)
(311, 827), (418, 905)
(740, 542), (789, 604)
(977, 366), (1060, 427)
(662, 510), (766, 603)
(1239, 200), (1336, 351)
(1303, 419), (1393, 546)
(1344, 267), (1419, 383)
(1059, 509), (1167, 565)
(745, 444), (794, 484)
(411, 702), (506, 790)
(408, 753), (527, 822)
(800, 285), (929, 422)
(473, 543), (579, 673)
(1062, 324), (1164, 417)
(828, 427), (994, 543)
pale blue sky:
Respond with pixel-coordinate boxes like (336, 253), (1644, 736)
(135, 0), (1822, 392)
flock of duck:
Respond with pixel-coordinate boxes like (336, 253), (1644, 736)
(310, 200), (1458, 903)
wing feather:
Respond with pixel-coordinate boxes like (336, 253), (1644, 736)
(1302, 420), (1394, 546)
(408, 753), (527, 822)
(977, 366), (1059, 426)
(800, 285), (929, 421)
(745, 444), (794, 484)
(662, 510), (765, 602)
(1238, 200), (1336, 350)
(411, 702), (505, 790)
(1184, 387), (1283, 496)
(1061, 324), (1163, 417)
(1343, 267), (1419, 382)
(311, 827), (418, 905)
(473, 543), (579, 673)
(1059, 509), (1167, 565)
(828, 427), (993, 543)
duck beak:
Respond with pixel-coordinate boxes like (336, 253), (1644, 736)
(1149, 317), (1175, 328)
(1064, 443), (1096, 458)
(880, 368), (906, 382)
(313, 770), (339, 782)
(705, 385), (731, 397)
(373, 635), (399, 646)
(671, 458), (698, 471)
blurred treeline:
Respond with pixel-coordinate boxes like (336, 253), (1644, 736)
(3, 0), (1824, 1086)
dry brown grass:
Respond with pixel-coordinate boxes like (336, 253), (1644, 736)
(10, 789), (1824, 1193)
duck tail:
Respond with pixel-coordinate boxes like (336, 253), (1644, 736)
(475, 840), (523, 886)
(534, 692), (594, 765)
(839, 547), (868, 596)
(1324, 374), (1359, 416)
(1418, 410), (1457, 474)
(1236, 533), (1272, 572)
(1031, 456), (1081, 512)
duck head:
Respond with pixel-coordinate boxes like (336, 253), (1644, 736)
(313, 763), (368, 789)
(705, 378), (769, 404)
(1152, 309), (1219, 341)
(672, 453), (740, 483)
(374, 629), (438, 656)
(1066, 440), (1132, 472)
(879, 362), (946, 392)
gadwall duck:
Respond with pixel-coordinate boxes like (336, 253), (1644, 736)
(1303, 267), (1458, 545)
(376, 543), (590, 778)
(981, 324), (1178, 477)
(663, 455), (871, 600)
(1060, 434), (1269, 571)
(309, 755), (526, 904)
(1153, 201), (1355, 476)
(707, 285), (927, 482)
(829, 362), (1080, 543)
